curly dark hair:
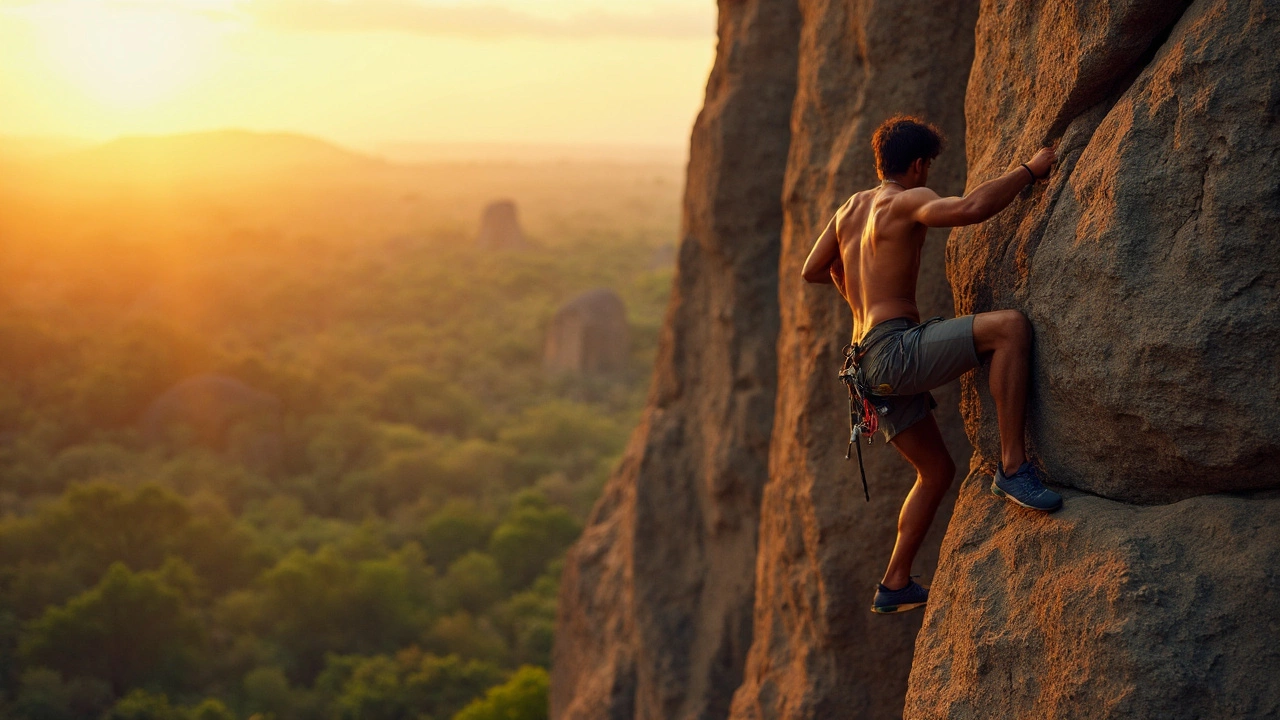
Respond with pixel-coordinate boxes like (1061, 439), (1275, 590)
(872, 115), (946, 178)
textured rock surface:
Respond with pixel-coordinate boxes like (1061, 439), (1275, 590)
(906, 471), (1280, 719)
(729, 2), (977, 718)
(949, 0), (1280, 502)
(911, 1), (1280, 717)
(557, 1), (1280, 718)
(475, 199), (527, 250)
(549, 1), (799, 718)
(543, 288), (630, 375)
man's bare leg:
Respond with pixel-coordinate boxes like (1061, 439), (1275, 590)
(972, 309), (1032, 471)
(881, 413), (956, 590)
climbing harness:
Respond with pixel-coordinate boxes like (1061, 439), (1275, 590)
(838, 341), (887, 503)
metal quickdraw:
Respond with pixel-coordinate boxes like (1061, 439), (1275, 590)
(838, 343), (879, 502)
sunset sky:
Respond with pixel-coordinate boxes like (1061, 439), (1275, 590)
(0, 0), (717, 152)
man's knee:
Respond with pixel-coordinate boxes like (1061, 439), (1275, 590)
(921, 454), (957, 489)
(994, 309), (1030, 343)
(976, 309), (1030, 353)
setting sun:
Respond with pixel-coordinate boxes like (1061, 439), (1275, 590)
(0, 0), (714, 149)
(24, 1), (222, 109)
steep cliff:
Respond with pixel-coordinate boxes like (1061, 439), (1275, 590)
(555, 0), (1279, 717)
(550, 1), (799, 717)
(907, 0), (1280, 716)
(729, 2), (977, 718)
(947, 0), (1279, 503)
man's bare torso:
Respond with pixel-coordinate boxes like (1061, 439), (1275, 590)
(832, 185), (930, 343)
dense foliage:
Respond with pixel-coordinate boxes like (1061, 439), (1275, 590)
(0, 148), (678, 719)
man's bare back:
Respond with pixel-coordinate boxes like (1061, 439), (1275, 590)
(798, 115), (1060, 612)
(828, 184), (931, 341)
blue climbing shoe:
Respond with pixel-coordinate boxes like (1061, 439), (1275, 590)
(991, 461), (1062, 512)
(871, 579), (928, 615)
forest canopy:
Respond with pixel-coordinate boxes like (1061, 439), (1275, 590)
(0, 134), (681, 719)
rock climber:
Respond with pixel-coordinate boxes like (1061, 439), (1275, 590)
(800, 115), (1060, 615)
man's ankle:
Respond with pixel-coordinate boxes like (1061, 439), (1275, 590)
(1001, 455), (1027, 472)
(880, 575), (910, 591)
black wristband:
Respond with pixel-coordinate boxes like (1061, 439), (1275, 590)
(1021, 163), (1038, 183)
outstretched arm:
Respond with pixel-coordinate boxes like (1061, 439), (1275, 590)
(912, 147), (1056, 228)
(801, 215), (839, 284)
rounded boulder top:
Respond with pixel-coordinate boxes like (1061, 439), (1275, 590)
(475, 198), (528, 250)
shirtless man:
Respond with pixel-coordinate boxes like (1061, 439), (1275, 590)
(801, 115), (1060, 615)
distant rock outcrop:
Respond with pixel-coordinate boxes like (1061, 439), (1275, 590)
(543, 289), (630, 375)
(908, 0), (1280, 716)
(550, 0), (798, 717)
(475, 199), (528, 250)
(142, 374), (283, 467)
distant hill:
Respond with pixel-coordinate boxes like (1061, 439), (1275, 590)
(377, 141), (687, 165)
(0, 136), (92, 161)
(49, 130), (386, 184)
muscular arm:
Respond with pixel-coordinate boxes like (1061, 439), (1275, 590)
(801, 215), (839, 284)
(912, 147), (1057, 228)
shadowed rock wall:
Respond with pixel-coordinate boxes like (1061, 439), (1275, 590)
(549, 1), (800, 718)
(908, 0), (1280, 716)
(947, 0), (1280, 503)
(557, 0), (1278, 717)
(729, 2), (977, 719)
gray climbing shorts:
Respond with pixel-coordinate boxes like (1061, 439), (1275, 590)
(857, 315), (980, 441)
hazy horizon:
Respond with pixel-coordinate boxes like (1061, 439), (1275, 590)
(0, 0), (717, 150)
(0, 129), (689, 166)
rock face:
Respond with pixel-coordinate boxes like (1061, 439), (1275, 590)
(907, 481), (1280, 719)
(543, 289), (631, 375)
(908, 0), (1280, 716)
(729, 2), (977, 719)
(947, 0), (1280, 503)
(556, 0), (1280, 718)
(475, 199), (527, 250)
(550, 0), (799, 718)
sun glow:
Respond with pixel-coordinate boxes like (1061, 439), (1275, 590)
(25, 2), (225, 109)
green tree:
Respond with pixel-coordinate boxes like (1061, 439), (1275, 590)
(319, 649), (502, 720)
(11, 667), (112, 720)
(377, 366), (481, 436)
(242, 666), (294, 718)
(487, 494), (581, 590)
(250, 546), (430, 680)
(20, 563), (202, 695)
(420, 501), (494, 568)
(188, 698), (236, 720)
(40, 483), (191, 583)
(492, 573), (559, 667)
(440, 553), (502, 614)
(497, 401), (625, 483)
(102, 689), (187, 720)
(453, 666), (548, 720)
